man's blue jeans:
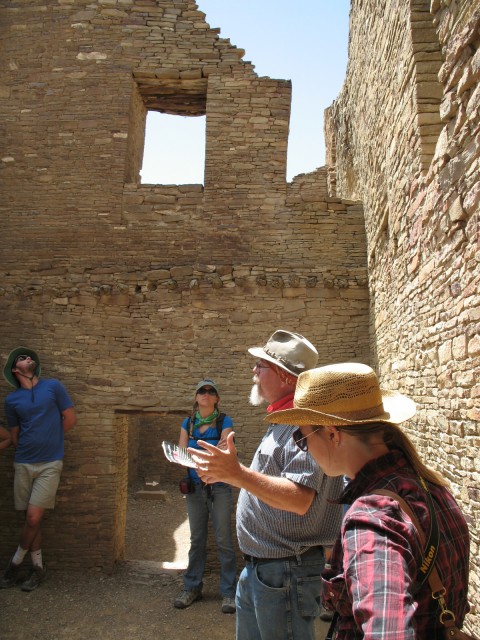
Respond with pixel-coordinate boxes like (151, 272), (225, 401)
(236, 547), (324, 640)
(184, 483), (237, 597)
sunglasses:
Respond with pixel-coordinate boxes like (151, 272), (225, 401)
(14, 354), (31, 365)
(254, 360), (271, 370)
(292, 427), (321, 452)
(197, 388), (218, 396)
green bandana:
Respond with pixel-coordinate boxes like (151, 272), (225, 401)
(194, 408), (219, 427)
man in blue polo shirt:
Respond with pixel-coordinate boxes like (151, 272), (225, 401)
(1, 346), (76, 591)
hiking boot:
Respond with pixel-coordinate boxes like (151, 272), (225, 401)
(173, 588), (202, 609)
(221, 596), (236, 614)
(20, 565), (46, 592)
(0, 559), (23, 589)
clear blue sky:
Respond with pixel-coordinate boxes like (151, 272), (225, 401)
(141, 1), (350, 184)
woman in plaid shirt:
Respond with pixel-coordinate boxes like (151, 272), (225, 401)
(269, 363), (471, 639)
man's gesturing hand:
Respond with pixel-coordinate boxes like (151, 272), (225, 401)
(189, 432), (241, 486)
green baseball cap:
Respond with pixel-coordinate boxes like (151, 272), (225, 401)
(3, 347), (41, 388)
(195, 379), (219, 395)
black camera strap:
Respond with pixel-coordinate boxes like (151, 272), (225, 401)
(325, 612), (339, 640)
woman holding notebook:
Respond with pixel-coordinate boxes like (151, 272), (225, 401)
(173, 378), (237, 615)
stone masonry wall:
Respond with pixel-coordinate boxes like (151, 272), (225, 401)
(326, 0), (480, 629)
(0, 1), (370, 572)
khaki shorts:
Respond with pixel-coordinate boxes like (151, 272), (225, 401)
(14, 460), (63, 510)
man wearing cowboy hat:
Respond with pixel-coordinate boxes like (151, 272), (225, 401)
(192, 329), (343, 640)
(0, 347), (76, 592)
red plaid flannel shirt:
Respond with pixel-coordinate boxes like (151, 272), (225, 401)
(322, 450), (470, 639)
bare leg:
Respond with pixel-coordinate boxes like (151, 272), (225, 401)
(19, 504), (45, 552)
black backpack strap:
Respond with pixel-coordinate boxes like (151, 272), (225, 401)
(186, 417), (194, 479)
(215, 412), (226, 439)
(188, 413), (226, 442)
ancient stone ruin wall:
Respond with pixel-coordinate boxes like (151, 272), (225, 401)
(0, 1), (370, 571)
(325, 0), (480, 627)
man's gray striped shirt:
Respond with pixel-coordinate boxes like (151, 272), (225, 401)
(236, 423), (344, 558)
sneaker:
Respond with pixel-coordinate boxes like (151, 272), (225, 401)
(173, 588), (202, 609)
(221, 596), (236, 614)
(0, 559), (23, 589)
(20, 565), (46, 592)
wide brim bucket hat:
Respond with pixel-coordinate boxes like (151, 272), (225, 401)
(3, 347), (41, 388)
(248, 329), (318, 377)
(268, 362), (416, 427)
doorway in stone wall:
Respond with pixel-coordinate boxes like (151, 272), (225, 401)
(124, 411), (190, 569)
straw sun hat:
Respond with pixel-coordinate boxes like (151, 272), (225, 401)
(268, 362), (416, 427)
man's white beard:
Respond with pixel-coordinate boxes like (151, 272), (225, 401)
(249, 383), (265, 406)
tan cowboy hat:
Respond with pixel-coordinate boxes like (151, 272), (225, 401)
(248, 329), (318, 376)
(268, 362), (416, 426)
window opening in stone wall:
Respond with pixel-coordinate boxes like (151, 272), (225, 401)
(141, 112), (206, 185)
(133, 71), (207, 185)
(409, 0), (443, 172)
